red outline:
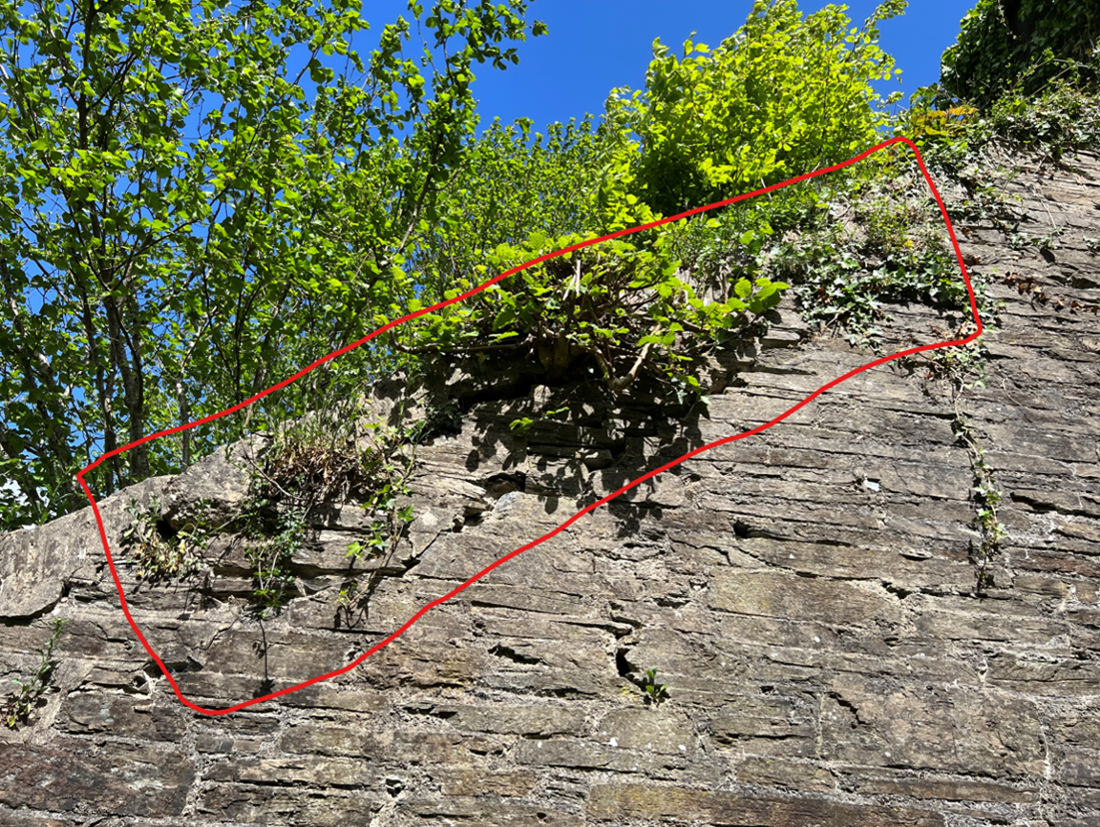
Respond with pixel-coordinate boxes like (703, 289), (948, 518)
(77, 137), (981, 715)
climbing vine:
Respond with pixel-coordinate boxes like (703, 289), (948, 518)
(953, 413), (1007, 595)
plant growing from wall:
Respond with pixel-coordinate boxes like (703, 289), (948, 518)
(236, 389), (427, 616)
(399, 228), (787, 397)
(2, 618), (66, 728)
(345, 422), (418, 565)
(904, 104), (980, 143)
(409, 116), (612, 306)
(643, 668), (670, 707)
(953, 413), (1007, 595)
(121, 495), (212, 581)
(241, 498), (309, 617)
(911, 337), (991, 390)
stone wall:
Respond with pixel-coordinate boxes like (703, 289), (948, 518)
(1, 149), (1099, 826)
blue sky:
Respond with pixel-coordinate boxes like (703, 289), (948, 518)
(365, 0), (978, 134)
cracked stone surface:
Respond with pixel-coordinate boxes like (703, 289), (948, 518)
(1, 148), (1099, 826)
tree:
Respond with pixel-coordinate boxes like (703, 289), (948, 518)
(598, 0), (906, 221)
(407, 115), (613, 305)
(0, 0), (545, 530)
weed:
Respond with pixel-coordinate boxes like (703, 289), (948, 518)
(239, 498), (309, 617)
(343, 420), (419, 567)
(509, 404), (571, 434)
(121, 495), (205, 581)
(413, 398), (464, 442)
(1010, 227), (1064, 253)
(509, 416), (536, 434)
(953, 413), (1007, 595)
(3, 619), (67, 728)
(905, 104), (979, 142)
(337, 578), (361, 608)
(237, 389), (430, 615)
(1036, 227), (1064, 253)
(642, 668), (670, 707)
(334, 577), (367, 629)
(984, 76), (1100, 163)
(910, 333), (990, 390)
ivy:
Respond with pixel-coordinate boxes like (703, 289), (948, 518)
(940, 0), (1100, 111)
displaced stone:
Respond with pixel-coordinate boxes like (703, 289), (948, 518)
(853, 773), (1039, 804)
(708, 569), (902, 626)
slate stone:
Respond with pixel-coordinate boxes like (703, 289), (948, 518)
(0, 740), (194, 817)
(585, 783), (944, 825)
(0, 146), (1098, 826)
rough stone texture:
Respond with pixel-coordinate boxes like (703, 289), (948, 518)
(0, 148), (1099, 826)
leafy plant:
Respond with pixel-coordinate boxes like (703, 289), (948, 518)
(913, 337), (991, 390)
(1036, 227), (1064, 253)
(121, 495), (204, 581)
(414, 399), (465, 442)
(238, 388), (426, 614)
(759, 186), (968, 352)
(904, 104), (980, 143)
(598, 0), (906, 221)
(335, 577), (365, 626)
(1008, 226), (1065, 254)
(410, 116), (611, 305)
(643, 668), (670, 707)
(953, 413), (1007, 595)
(242, 499), (308, 617)
(509, 405), (570, 434)
(345, 424), (418, 564)
(907, 34), (1100, 178)
(3, 618), (67, 728)
(403, 227), (787, 395)
(337, 579), (362, 607)
(509, 417), (536, 434)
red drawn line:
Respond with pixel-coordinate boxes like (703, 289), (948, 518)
(77, 136), (982, 715)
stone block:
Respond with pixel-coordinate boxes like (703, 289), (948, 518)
(585, 783), (944, 825)
(0, 740), (193, 817)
